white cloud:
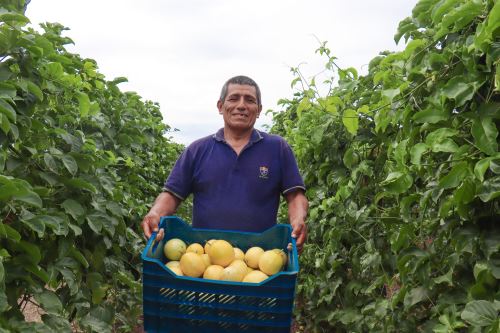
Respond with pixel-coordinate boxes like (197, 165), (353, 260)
(26, 0), (416, 144)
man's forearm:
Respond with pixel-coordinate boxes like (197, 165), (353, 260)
(285, 190), (308, 252)
(142, 191), (182, 239)
(149, 191), (182, 216)
(286, 190), (308, 223)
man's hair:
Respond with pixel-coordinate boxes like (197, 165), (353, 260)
(219, 75), (262, 106)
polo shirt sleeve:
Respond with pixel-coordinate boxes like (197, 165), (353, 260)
(162, 148), (194, 200)
(280, 139), (306, 195)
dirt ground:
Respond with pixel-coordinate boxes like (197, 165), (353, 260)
(24, 304), (302, 333)
(22, 299), (43, 322)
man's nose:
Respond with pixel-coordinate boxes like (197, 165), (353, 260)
(236, 97), (246, 109)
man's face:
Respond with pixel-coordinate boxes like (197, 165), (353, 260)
(217, 84), (262, 133)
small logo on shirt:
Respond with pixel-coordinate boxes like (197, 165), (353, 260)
(259, 166), (269, 179)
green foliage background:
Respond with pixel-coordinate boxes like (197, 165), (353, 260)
(270, 0), (499, 331)
(0, 1), (186, 331)
(1, 0), (499, 332)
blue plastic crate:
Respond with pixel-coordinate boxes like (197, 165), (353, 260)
(141, 216), (299, 333)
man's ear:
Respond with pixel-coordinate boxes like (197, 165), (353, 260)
(257, 105), (262, 118)
(217, 100), (223, 114)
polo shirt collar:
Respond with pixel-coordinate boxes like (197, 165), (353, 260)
(213, 128), (263, 144)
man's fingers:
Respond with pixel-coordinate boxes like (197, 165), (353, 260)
(155, 228), (165, 242)
(291, 222), (304, 238)
(297, 228), (307, 247)
(142, 219), (152, 239)
(292, 223), (307, 254)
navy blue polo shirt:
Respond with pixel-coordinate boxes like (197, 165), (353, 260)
(163, 128), (305, 232)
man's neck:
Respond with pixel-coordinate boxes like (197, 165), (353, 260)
(223, 127), (254, 155)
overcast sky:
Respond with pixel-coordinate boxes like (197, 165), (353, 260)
(27, 1), (416, 145)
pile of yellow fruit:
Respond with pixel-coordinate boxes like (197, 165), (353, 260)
(163, 238), (287, 283)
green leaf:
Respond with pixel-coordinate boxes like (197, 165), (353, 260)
(58, 268), (78, 296)
(473, 261), (490, 280)
(496, 61), (500, 92)
(439, 162), (469, 189)
(86, 214), (104, 234)
(342, 109), (358, 135)
(435, 1), (484, 41)
(404, 286), (428, 307)
(13, 191), (42, 208)
(0, 113), (10, 135)
(382, 88), (400, 102)
(19, 212), (46, 238)
(390, 224), (413, 253)
(374, 107), (391, 133)
(394, 139), (408, 167)
(0, 176), (40, 209)
(68, 223), (82, 236)
(490, 160), (500, 174)
(475, 157), (492, 182)
(434, 269), (453, 286)
(26, 81), (44, 101)
(42, 215), (69, 236)
(0, 222), (21, 241)
(381, 171), (413, 194)
(0, 11), (30, 24)
(105, 202), (123, 217)
(61, 199), (85, 220)
(403, 39), (427, 57)
(0, 98), (16, 122)
(17, 240), (41, 264)
(64, 178), (97, 193)
(78, 92), (90, 117)
(454, 178), (475, 203)
(489, 258), (500, 278)
(358, 105), (369, 114)
(70, 248), (89, 269)
(92, 284), (108, 305)
(484, 3), (500, 41)
(431, 0), (460, 24)
(81, 309), (113, 333)
(41, 314), (72, 333)
(43, 62), (64, 79)
(296, 97), (311, 116)
(34, 290), (63, 315)
(426, 128), (458, 144)
(410, 143), (428, 165)
(24, 263), (50, 284)
(338, 308), (363, 325)
(394, 17), (417, 44)
(0, 259), (4, 285)
(61, 155), (78, 175)
(343, 148), (358, 169)
(43, 153), (59, 174)
(431, 138), (459, 153)
(413, 107), (449, 124)
(0, 290), (7, 313)
(0, 83), (16, 99)
(442, 77), (475, 107)
(472, 117), (498, 155)
(25, 215), (68, 236)
(478, 176), (500, 202)
(461, 300), (498, 327)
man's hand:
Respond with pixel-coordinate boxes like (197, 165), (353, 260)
(285, 190), (309, 254)
(141, 211), (164, 242)
(141, 192), (182, 241)
(290, 219), (307, 253)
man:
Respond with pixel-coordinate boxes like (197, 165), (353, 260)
(141, 75), (308, 252)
